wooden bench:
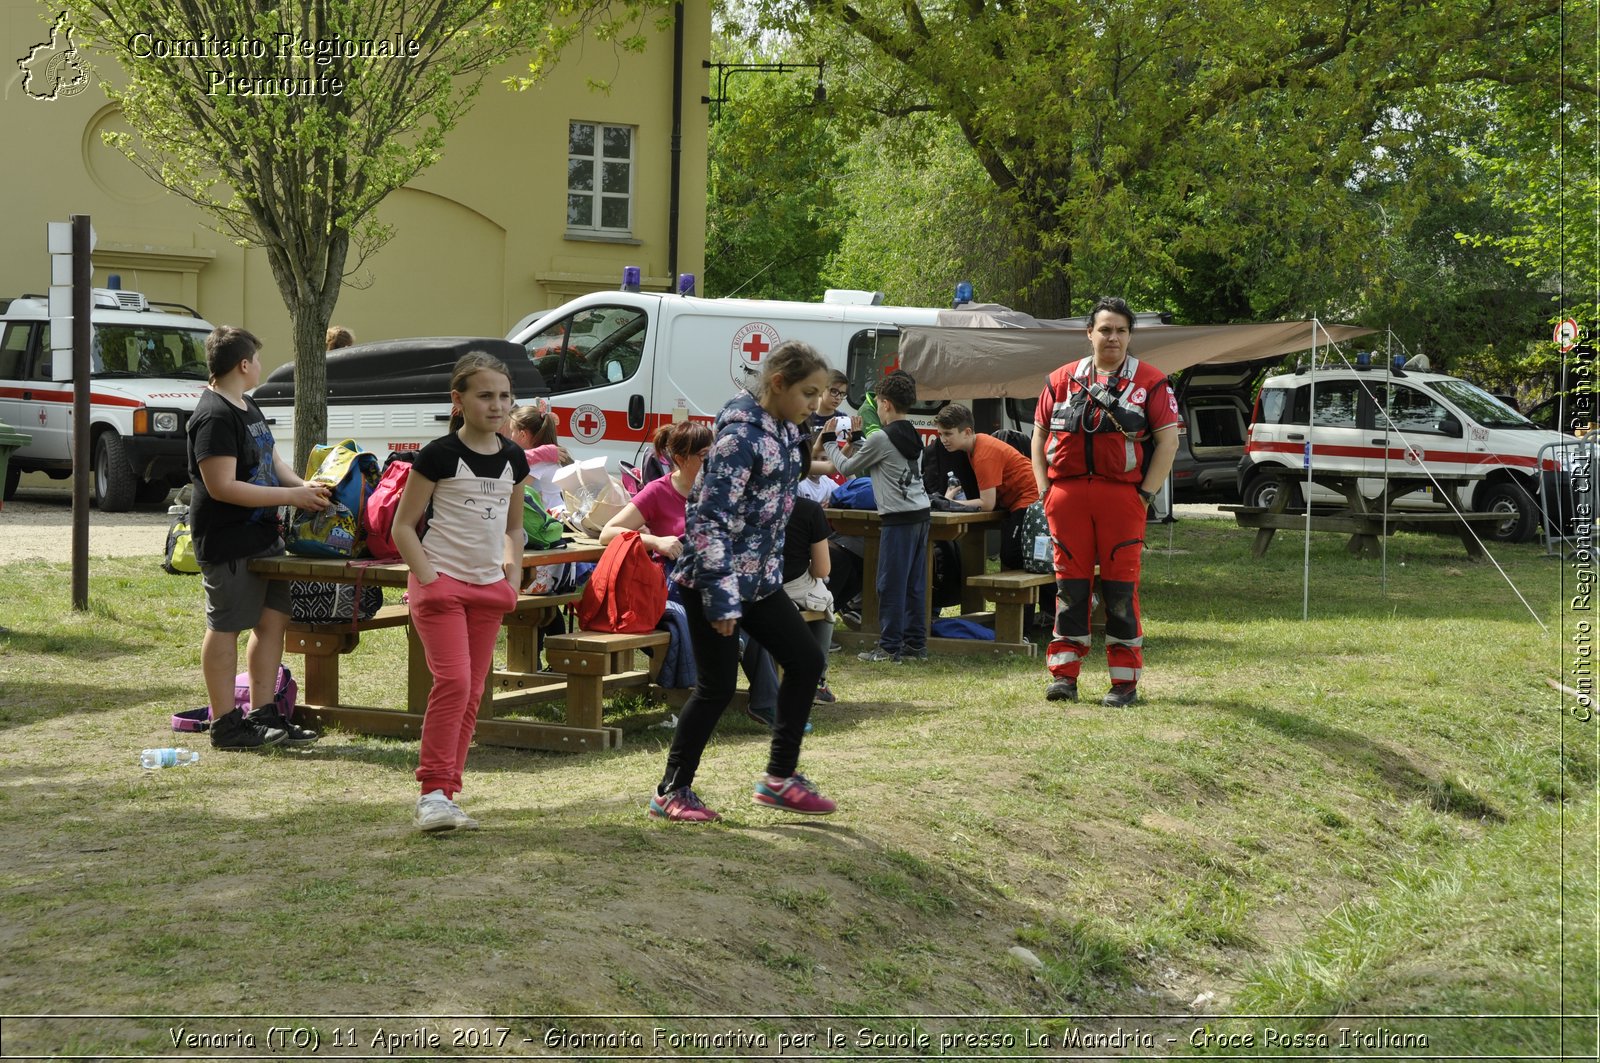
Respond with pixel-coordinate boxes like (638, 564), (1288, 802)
(284, 604), (412, 709)
(1222, 504), (1502, 560)
(966, 571), (1055, 645)
(542, 630), (671, 738)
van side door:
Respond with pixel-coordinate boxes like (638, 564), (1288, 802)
(1370, 380), (1470, 492)
(0, 323), (38, 457)
(1285, 377), (1368, 504)
(520, 304), (653, 464)
(8, 323), (69, 461)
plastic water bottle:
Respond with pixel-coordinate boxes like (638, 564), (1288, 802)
(947, 472), (966, 500)
(139, 748), (200, 769)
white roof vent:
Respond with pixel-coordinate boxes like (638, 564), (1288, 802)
(823, 289), (885, 306)
(93, 288), (149, 311)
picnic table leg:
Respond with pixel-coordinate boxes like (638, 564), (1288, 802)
(1251, 527), (1276, 558)
(505, 612), (539, 673)
(860, 529), (882, 636)
(1348, 533), (1380, 558)
(301, 651), (341, 707)
(957, 526), (988, 616)
(1460, 524), (1486, 561)
(407, 622), (432, 714)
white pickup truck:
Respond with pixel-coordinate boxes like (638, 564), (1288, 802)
(0, 288), (213, 510)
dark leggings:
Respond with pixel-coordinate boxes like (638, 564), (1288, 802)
(660, 590), (826, 792)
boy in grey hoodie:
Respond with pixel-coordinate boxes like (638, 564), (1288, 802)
(825, 370), (931, 661)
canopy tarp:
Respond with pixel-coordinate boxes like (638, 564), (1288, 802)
(900, 307), (1376, 400)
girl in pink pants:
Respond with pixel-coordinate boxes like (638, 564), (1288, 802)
(392, 352), (529, 832)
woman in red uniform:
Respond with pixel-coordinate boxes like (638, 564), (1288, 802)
(1031, 297), (1180, 707)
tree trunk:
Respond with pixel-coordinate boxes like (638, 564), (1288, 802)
(290, 307), (332, 476)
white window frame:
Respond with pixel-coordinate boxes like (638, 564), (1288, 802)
(567, 121), (635, 237)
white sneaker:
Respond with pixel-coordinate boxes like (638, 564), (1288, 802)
(414, 791), (458, 833)
(446, 797), (480, 831)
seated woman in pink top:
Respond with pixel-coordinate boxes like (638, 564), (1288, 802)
(599, 421), (712, 561)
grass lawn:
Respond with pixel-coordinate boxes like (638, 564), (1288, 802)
(0, 520), (1594, 1058)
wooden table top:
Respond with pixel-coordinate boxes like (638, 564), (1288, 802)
(823, 507), (1003, 527)
(251, 537), (606, 587)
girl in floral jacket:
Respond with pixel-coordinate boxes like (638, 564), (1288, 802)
(649, 341), (836, 822)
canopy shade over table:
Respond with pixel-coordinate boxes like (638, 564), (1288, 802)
(899, 304), (1376, 400)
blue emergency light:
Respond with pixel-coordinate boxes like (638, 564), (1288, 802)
(1393, 354), (1406, 371)
(621, 266), (641, 292)
(678, 273), (696, 296)
(953, 280), (974, 308)
(1355, 350), (1371, 369)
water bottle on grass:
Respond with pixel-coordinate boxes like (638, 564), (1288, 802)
(139, 748), (200, 769)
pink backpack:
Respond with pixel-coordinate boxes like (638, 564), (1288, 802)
(363, 456), (422, 561)
(575, 531), (667, 633)
(172, 665), (298, 731)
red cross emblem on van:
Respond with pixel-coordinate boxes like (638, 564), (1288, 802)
(731, 322), (781, 378)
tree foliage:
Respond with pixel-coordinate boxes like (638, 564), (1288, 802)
(820, 116), (1027, 308)
(60, 0), (662, 469)
(756, 0), (1564, 322)
(1455, 0), (1598, 337)
(703, 48), (843, 300)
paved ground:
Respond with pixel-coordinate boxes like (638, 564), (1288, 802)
(0, 485), (176, 562)
(0, 481), (1234, 564)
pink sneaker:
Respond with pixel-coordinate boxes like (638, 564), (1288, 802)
(648, 786), (722, 822)
(752, 772), (837, 815)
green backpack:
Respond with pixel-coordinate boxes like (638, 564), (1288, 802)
(524, 490), (567, 549)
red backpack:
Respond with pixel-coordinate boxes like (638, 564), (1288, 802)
(363, 455), (423, 561)
(575, 530), (667, 633)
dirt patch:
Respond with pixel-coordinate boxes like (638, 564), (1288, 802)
(0, 487), (171, 563)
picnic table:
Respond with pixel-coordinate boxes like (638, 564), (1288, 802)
(1222, 467), (1501, 560)
(250, 539), (632, 753)
(823, 507), (1034, 656)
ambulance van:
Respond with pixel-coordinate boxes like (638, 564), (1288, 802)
(0, 288), (213, 509)
(257, 288), (955, 466)
(504, 287), (948, 465)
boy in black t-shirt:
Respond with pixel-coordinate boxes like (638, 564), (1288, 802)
(187, 327), (331, 750)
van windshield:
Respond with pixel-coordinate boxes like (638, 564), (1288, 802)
(1431, 379), (1536, 429)
(83, 324), (211, 378)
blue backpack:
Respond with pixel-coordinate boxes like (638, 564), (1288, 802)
(830, 477), (877, 510)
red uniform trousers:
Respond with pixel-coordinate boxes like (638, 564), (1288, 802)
(1044, 477), (1146, 684)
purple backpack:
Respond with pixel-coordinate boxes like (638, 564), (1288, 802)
(171, 665), (298, 732)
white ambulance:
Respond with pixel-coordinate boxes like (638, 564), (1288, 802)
(503, 287), (952, 464)
(254, 290), (955, 467)
(0, 288), (213, 509)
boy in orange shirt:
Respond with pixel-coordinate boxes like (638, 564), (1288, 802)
(933, 403), (1053, 627)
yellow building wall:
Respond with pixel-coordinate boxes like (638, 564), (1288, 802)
(0, 1), (710, 374)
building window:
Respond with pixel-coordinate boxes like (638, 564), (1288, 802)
(567, 122), (634, 235)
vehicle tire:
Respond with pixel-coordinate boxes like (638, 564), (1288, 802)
(135, 478), (172, 504)
(3, 463), (18, 501)
(1242, 471), (1300, 511)
(92, 431), (138, 512)
(1479, 480), (1537, 543)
